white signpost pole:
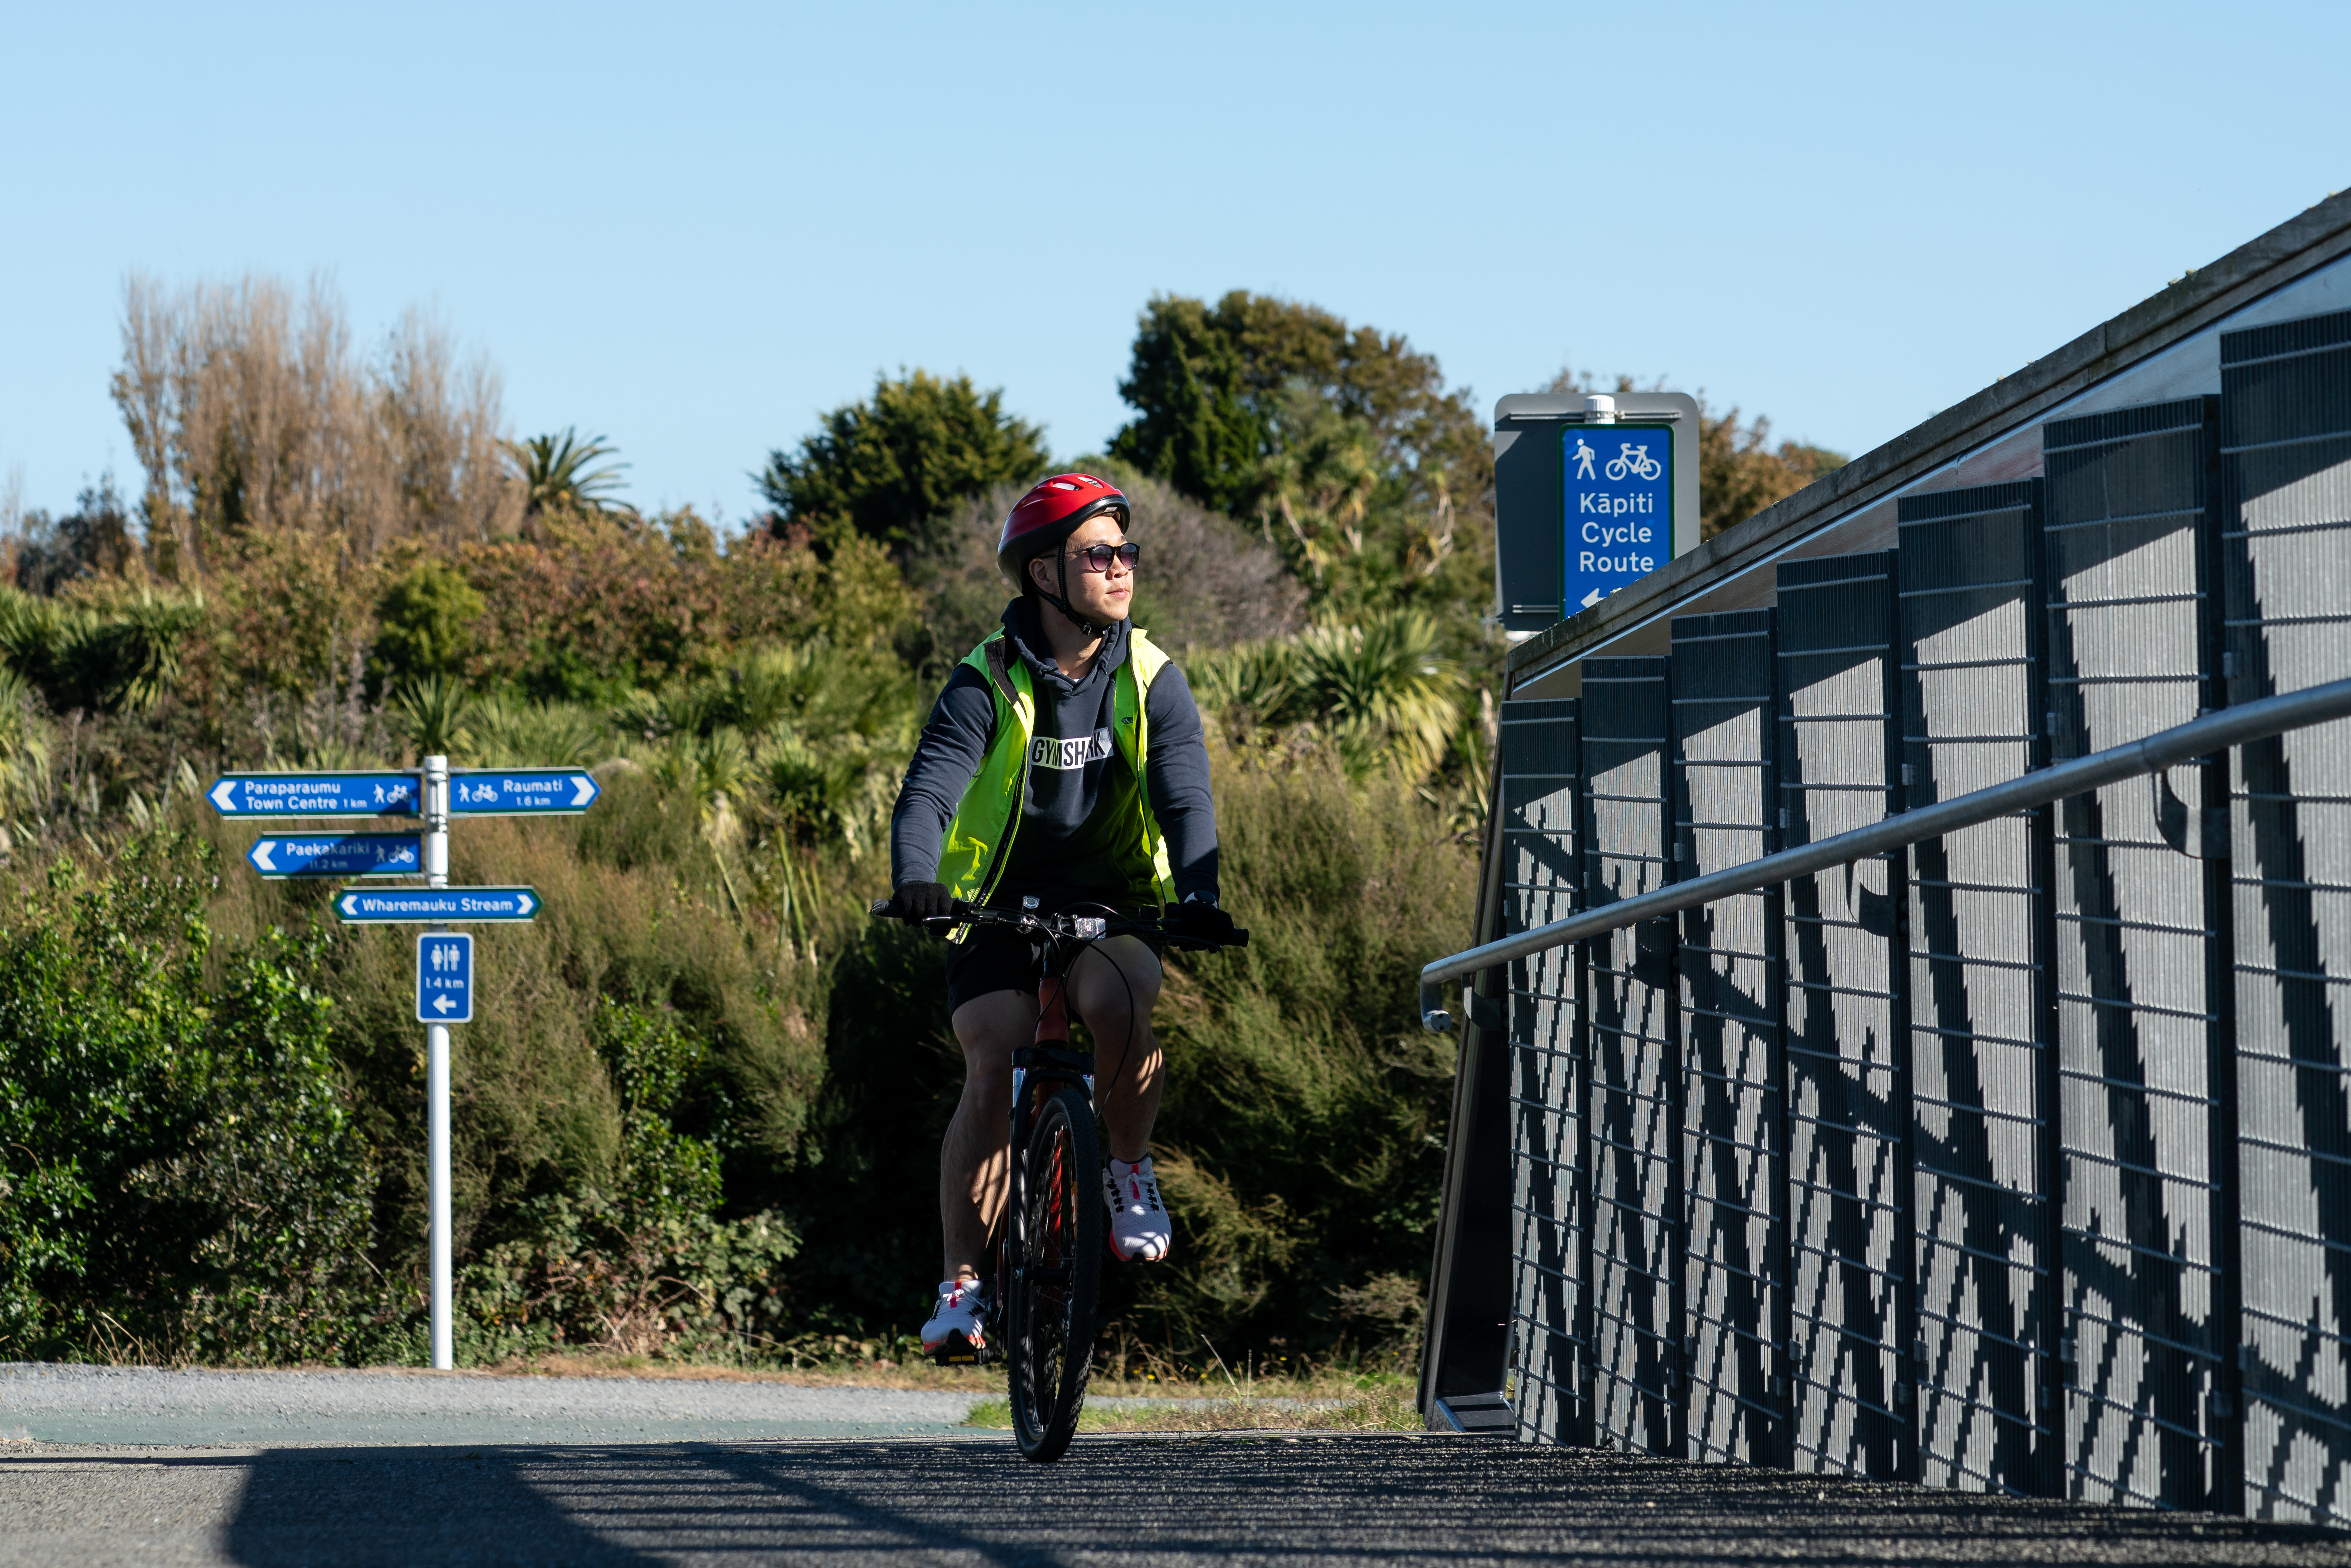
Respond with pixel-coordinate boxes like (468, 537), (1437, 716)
(422, 753), (453, 1371)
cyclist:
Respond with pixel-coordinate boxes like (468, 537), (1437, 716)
(880, 472), (1236, 1362)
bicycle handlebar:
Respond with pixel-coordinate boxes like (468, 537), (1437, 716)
(865, 896), (1247, 950)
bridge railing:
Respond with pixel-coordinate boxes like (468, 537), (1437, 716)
(1415, 312), (2351, 1527)
(1420, 680), (2351, 1031)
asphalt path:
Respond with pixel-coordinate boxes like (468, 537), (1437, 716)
(3, 1367), (2347, 1566)
(11, 1434), (2351, 1567)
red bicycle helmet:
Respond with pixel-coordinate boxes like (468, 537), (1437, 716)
(996, 473), (1129, 586)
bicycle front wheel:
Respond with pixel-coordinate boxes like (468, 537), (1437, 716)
(1005, 1085), (1102, 1462)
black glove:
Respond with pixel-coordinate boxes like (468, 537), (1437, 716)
(887, 881), (957, 924)
(1174, 896), (1239, 946)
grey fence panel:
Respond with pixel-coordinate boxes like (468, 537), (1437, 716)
(1583, 656), (1683, 1454)
(1457, 299), (2351, 1525)
(2042, 399), (2237, 1510)
(1900, 481), (2058, 1496)
(1498, 697), (1587, 1446)
(1777, 552), (1916, 1481)
(2221, 307), (2351, 1526)
(1672, 610), (1786, 1467)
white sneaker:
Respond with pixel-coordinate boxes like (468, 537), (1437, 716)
(922, 1279), (989, 1362)
(1103, 1155), (1173, 1262)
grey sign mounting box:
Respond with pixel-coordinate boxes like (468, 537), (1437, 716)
(1490, 391), (1701, 635)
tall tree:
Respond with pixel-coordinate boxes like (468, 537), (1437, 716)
(1110, 291), (1484, 520)
(1696, 410), (1843, 540)
(758, 371), (1048, 560)
(1109, 293), (1492, 629)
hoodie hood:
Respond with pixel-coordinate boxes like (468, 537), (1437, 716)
(1002, 597), (1129, 696)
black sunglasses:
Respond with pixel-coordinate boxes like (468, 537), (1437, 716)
(1067, 542), (1140, 573)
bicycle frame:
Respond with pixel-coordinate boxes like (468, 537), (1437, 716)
(1000, 945), (1100, 1326)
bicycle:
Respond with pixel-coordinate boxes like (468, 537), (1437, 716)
(1605, 442), (1663, 482)
(868, 893), (1248, 1462)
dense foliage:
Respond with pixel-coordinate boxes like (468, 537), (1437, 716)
(756, 370), (1050, 560)
(0, 274), (1838, 1371)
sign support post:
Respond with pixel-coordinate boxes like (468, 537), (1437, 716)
(422, 753), (453, 1372)
(209, 755), (590, 1374)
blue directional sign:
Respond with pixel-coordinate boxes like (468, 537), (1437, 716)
(448, 769), (600, 815)
(246, 833), (422, 879)
(336, 886), (540, 924)
(1562, 423), (1676, 615)
(209, 772), (419, 818)
(416, 932), (475, 1023)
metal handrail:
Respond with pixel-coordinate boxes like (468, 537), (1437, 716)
(1419, 676), (2351, 1034)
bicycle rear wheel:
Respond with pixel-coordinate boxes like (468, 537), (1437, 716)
(1005, 1085), (1102, 1462)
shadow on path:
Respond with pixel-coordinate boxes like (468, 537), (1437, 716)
(20, 1433), (2346, 1567)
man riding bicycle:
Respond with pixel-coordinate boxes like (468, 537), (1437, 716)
(880, 472), (1235, 1361)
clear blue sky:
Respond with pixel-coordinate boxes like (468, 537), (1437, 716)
(4, 2), (2346, 523)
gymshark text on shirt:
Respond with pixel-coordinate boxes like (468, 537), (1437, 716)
(1029, 730), (1116, 772)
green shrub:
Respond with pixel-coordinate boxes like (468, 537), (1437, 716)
(460, 1002), (796, 1360)
(0, 830), (376, 1363)
(372, 558), (485, 688)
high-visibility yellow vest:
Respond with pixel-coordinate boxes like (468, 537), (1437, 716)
(934, 625), (1176, 921)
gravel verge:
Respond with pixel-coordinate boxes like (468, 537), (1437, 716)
(0, 1363), (985, 1447)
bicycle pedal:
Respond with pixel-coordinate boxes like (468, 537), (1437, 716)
(930, 1329), (989, 1368)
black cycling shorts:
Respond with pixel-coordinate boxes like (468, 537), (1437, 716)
(943, 913), (1163, 1018)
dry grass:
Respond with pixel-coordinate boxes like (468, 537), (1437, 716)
(458, 1349), (1421, 1433)
(964, 1382), (1422, 1434)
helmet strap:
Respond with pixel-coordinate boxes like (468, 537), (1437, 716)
(1032, 549), (1105, 640)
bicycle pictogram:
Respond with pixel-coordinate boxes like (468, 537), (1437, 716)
(1605, 442), (1663, 483)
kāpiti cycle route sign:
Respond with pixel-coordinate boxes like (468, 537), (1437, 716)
(1561, 421), (1675, 612)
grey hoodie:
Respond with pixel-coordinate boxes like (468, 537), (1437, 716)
(889, 599), (1219, 909)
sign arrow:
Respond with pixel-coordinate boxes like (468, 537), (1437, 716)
(210, 778), (239, 813)
(433, 993), (456, 1014)
(572, 774), (596, 807)
(514, 891), (536, 917)
(1581, 587), (1604, 610)
(252, 840), (277, 871)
